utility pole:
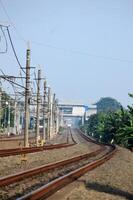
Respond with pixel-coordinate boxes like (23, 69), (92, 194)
(36, 69), (41, 146)
(47, 87), (51, 140)
(7, 101), (10, 136)
(50, 90), (53, 139)
(43, 80), (47, 141)
(0, 87), (1, 109)
(52, 93), (56, 135)
(0, 87), (1, 128)
(13, 96), (17, 134)
(55, 98), (59, 134)
(24, 47), (30, 147)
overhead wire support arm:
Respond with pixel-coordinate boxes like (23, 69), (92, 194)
(0, 75), (25, 79)
(0, 75), (26, 89)
(22, 67), (35, 69)
(0, 24), (9, 28)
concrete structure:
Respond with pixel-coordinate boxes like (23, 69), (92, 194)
(85, 105), (97, 119)
(58, 102), (97, 127)
(58, 102), (87, 127)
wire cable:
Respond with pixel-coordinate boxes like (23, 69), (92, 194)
(0, 0), (27, 44)
(6, 27), (26, 74)
(31, 41), (133, 64)
(0, 25), (8, 53)
(0, 68), (25, 89)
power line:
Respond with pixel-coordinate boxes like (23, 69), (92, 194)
(6, 27), (26, 74)
(0, 68), (25, 89)
(31, 40), (133, 64)
(0, 25), (8, 53)
(6, 27), (38, 96)
(0, 0), (27, 44)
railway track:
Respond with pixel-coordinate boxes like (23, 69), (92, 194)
(0, 146), (104, 187)
(0, 130), (76, 157)
(66, 128), (77, 144)
(0, 136), (34, 142)
(0, 143), (76, 157)
(0, 128), (116, 200)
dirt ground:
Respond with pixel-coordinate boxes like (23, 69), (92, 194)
(48, 147), (133, 200)
(0, 130), (99, 177)
(0, 130), (132, 200)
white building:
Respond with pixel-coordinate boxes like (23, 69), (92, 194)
(58, 101), (97, 127)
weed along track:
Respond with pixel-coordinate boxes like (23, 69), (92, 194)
(0, 129), (116, 200)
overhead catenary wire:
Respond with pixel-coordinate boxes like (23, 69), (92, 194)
(0, 68), (21, 100)
(5, 27), (35, 97)
(6, 27), (26, 74)
(0, 1), (52, 115)
(0, 0), (40, 87)
(7, 27), (37, 98)
(0, 25), (8, 53)
(0, 1), (45, 97)
(0, 0), (27, 44)
(0, 0), (36, 93)
(0, 68), (25, 89)
(31, 41), (133, 64)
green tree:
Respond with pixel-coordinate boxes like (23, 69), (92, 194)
(82, 95), (133, 149)
(95, 97), (121, 113)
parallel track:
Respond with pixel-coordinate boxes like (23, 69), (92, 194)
(0, 129), (116, 200)
(0, 143), (76, 157)
(0, 130), (76, 157)
(18, 145), (116, 200)
(0, 146), (104, 187)
(0, 136), (34, 142)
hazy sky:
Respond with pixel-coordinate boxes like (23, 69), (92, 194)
(0, 0), (133, 106)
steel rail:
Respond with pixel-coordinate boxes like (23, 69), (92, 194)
(0, 143), (75, 157)
(0, 129), (116, 200)
(17, 145), (116, 200)
(0, 128), (77, 157)
(66, 128), (69, 143)
(69, 128), (77, 144)
(0, 136), (35, 142)
(0, 142), (69, 152)
(16, 129), (116, 200)
(0, 146), (104, 187)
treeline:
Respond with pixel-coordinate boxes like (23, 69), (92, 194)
(81, 96), (133, 149)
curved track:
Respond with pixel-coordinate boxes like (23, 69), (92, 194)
(18, 146), (115, 200)
(0, 146), (104, 187)
(0, 128), (116, 200)
(0, 143), (76, 157)
(0, 130), (76, 157)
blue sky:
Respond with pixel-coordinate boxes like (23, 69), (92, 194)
(0, 0), (133, 106)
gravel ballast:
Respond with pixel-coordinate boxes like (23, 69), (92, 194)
(0, 131), (99, 177)
(1, 129), (132, 200)
(49, 146), (133, 200)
